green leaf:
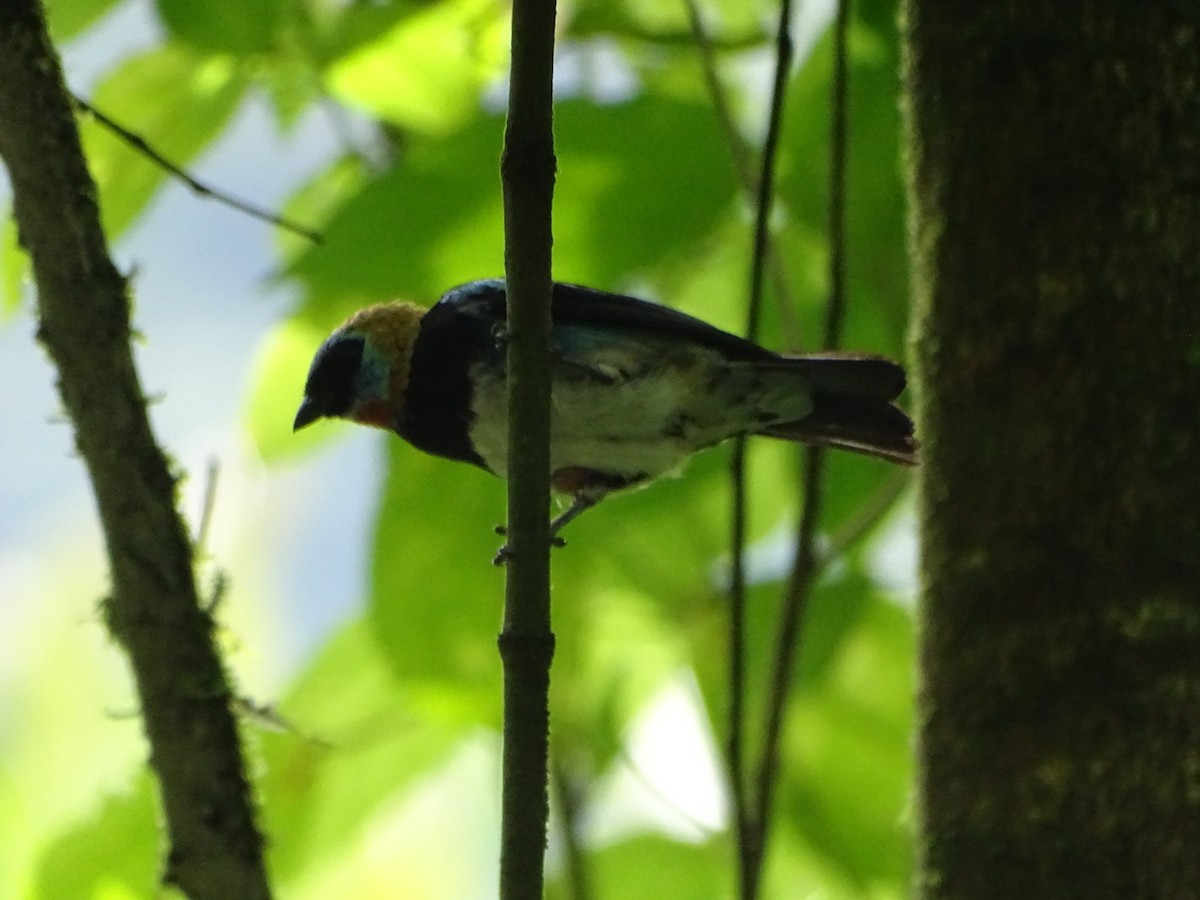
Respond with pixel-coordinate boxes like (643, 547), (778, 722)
(551, 586), (692, 776)
(259, 619), (469, 882)
(553, 97), (740, 287)
(795, 569), (875, 688)
(245, 316), (335, 461)
(82, 44), (248, 238)
(1, 214), (27, 317)
(46, 0), (122, 42)
(775, 13), (910, 357)
(368, 441), (507, 721)
(763, 816), (908, 899)
(259, 40), (322, 130)
(285, 114), (505, 308)
(781, 594), (914, 886)
(325, 0), (508, 136)
(295, 0), (432, 67)
(570, 0), (772, 48)
(275, 154), (369, 264)
(33, 775), (159, 900)
(287, 91), (738, 314)
(154, 0), (285, 54)
(548, 834), (726, 900)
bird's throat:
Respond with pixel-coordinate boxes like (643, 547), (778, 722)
(351, 398), (396, 430)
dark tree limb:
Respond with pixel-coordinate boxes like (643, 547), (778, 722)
(0, 3), (270, 898)
(683, 0), (801, 344)
(905, 3), (1200, 897)
(498, 0), (557, 895)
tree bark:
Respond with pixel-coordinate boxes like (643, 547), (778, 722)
(904, 4), (1200, 897)
(0, 3), (270, 897)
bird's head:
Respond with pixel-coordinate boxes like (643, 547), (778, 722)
(293, 302), (425, 433)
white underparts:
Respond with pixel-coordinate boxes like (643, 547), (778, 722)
(466, 351), (814, 482)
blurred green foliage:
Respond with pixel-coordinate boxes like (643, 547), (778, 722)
(3, 0), (915, 895)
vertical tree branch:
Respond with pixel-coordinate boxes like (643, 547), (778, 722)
(726, 463), (753, 890)
(753, 0), (852, 855)
(498, 0), (557, 895)
(682, 0), (802, 345)
(0, 4), (270, 899)
(822, 0), (852, 353)
(728, 1), (794, 897)
(682, 0), (756, 189)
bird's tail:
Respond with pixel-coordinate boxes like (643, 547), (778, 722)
(758, 354), (918, 466)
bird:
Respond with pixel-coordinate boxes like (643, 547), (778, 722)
(294, 279), (917, 559)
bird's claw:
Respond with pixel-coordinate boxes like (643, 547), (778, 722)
(491, 532), (567, 566)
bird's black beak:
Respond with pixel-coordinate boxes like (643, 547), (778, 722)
(293, 396), (322, 431)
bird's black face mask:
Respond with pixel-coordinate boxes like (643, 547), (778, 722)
(294, 334), (366, 430)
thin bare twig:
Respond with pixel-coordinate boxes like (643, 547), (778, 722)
(72, 93), (323, 244)
(727, 0), (794, 895)
(753, 446), (821, 839)
(726, 453), (754, 885)
(821, 0), (852, 351)
(194, 457), (220, 557)
(689, 0), (755, 865)
(682, 0), (756, 188)
(752, 0), (853, 875)
(819, 469), (909, 569)
(682, 0), (802, 347)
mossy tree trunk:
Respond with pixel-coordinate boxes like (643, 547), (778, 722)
(903, 4), (1200, 897)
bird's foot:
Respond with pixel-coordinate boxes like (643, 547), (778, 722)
(490, 492), (602, 565)
(492, 526), (567, 566)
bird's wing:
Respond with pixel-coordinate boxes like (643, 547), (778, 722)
(435, 282), (908, 402)
(436, 279), (777, 363)
(550, 283), (776, 362)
